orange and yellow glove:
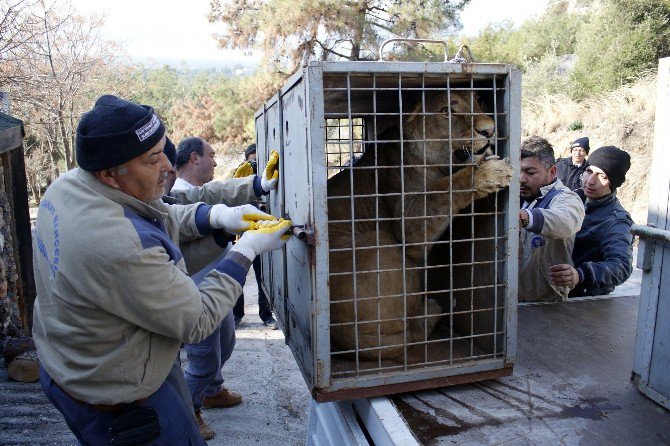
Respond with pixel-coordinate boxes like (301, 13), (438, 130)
(233, 162), (254, 178)
(231, 218), (292, 260)
(208, 204), (276, 234)
(260, 150), (280, 192)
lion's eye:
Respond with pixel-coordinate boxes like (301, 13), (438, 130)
(439, 106), (450, 114)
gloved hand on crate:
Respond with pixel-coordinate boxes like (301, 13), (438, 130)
(233, 149), (280, 193)
(231, 218), (292, 260)
(233, 161), (254, 178)
(208, 204), (277, 234)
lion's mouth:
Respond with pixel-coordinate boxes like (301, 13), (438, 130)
(442, 140), (492, 176)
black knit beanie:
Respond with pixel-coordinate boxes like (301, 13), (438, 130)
(587, 146), (631, 189)
(163, 137), (176, 166)
(570, 136), (590, 154)
(244, 143), (256, 160)
(76, 95), (165, 171)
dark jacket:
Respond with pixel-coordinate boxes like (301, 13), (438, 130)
(571, 191), (634, 297)
(556, 157), (588, 192)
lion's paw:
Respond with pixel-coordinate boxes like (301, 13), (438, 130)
(475, 157), (513, 194)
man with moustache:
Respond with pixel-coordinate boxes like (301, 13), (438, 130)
(32, 95), (291, 445)
(518, 136), (585, 302)
(171, 138), (279, 440)
(174, 137), (218, 190)
(556, 136), (590, 191)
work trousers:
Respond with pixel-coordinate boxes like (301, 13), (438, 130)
(233, 256), (272, 323)
(40, 365), (206, 446)
(183, 310), (236, 410)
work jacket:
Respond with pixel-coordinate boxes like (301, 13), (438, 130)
(32, 169), (252, 405)
(519, 179), (585, 302)
(571, 192), (634, 296)
(167, 176), (263, 273)
(556, 157), (588, 192)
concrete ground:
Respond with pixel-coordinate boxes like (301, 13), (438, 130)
(0, 267), (311, 445)
(198, 268), (311, 445)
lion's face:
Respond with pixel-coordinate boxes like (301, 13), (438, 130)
(405, 90), (495, 170)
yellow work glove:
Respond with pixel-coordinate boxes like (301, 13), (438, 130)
(233, 162), (254, 178)
(260, 150), (280, 192)
(208, 204), (276, 234)
(231, 218), (292, 261)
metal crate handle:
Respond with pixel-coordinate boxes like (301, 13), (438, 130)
(378, 38), (449, 62)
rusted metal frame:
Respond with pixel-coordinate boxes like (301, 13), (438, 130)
(327, 207), (502, 218)
(330, 351), (505, 375)
(329, 261), (503, 278)
(421, 73), (429, 364)
(373, 72), (383, 372)
(469, 75), (476, 360)
(343, 73), (362, 377)
(323, 86), (504, 93)
(493, 74), (500, 358)
(309, 65), (332, 389)
(314, 366), (513, 403)
(317, 60), (511, 74)
(505, 66), (522, 364)
(447, 74), (455, 365)
(397, 72), (410, 370)
(330, 304), (505, 326)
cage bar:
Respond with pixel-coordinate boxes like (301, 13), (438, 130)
(255, 61), (520, 402)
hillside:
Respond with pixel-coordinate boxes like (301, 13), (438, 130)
(522, 73), (657, 224)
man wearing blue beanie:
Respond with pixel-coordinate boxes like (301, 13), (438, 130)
(32, 95), (292, 445)
(556, 136), (590, 191)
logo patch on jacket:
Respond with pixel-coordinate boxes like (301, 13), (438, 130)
(531, 235), (545, 249)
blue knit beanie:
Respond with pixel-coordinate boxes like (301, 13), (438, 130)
(570, 136), (590, 154)
(76, 95), (165, 171)
(163, 137), (176, 166)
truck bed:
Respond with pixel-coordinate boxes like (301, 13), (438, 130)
(391, 296), (670, 445)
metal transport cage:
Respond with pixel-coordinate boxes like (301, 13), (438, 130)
(254, 60), (521, 402)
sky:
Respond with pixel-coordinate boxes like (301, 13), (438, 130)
(68, 0), (550, 69)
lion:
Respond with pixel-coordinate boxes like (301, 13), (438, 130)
(327, 89), (513, 362)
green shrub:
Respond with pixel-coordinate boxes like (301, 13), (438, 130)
(568, 121), (584, 131)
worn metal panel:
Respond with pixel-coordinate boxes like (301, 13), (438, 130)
(504, 66), (521, 364)
(632, 57), (670, 409)
(317, 61), (512, 76)
(304, 64), (333, 391)
(280, 80), (312, 298)
(262, 96), (287, 327)
(321, 360), (509, 396)
(352, 397), (419, 445)
(255, 105), (271, 299)
(306, 400), (369, 446)
(281, 79), (317, 387)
